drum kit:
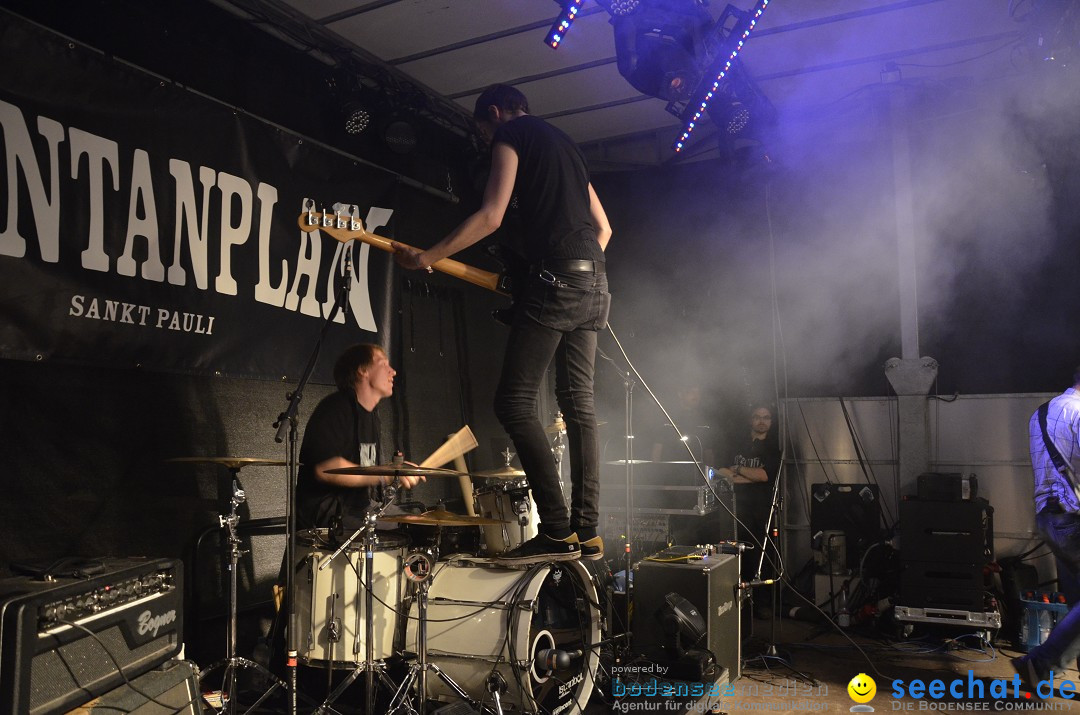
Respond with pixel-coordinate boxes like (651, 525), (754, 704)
(171, 415), (602, 715)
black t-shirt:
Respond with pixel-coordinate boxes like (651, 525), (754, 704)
(297, 390), (382, 530)
(493, 114), (603, 264)
(732, 436), (782, 531)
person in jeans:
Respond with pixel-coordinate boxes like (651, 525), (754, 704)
(393, 84), (611, 565)
(1013, 368), (1080, 695)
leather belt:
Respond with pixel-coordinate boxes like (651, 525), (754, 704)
(536, 259), (605, 274)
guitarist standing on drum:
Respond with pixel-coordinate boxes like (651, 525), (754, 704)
(393, 84), (612, 565)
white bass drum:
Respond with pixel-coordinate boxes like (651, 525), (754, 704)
(406, 558), (600, 714)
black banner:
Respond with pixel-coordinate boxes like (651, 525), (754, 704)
(0, 13), (406, 380)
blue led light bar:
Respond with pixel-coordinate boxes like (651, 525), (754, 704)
(545, 0), (585, 49)
(673, 0), (770, 152)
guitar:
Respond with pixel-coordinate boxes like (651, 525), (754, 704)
(297, 208), (528, 325)
(296, 209), (508, 295)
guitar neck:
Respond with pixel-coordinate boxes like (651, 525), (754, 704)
(297, 214), (504, 294)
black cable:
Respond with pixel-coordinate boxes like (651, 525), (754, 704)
(55, 620), (199, 714)
(839, 397), (897, 531)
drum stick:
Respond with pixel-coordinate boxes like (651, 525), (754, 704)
(418, 425), (478, 469)
(451, 451), (476, 517)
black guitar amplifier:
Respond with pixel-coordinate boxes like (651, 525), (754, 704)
(0, 557), (183, 715)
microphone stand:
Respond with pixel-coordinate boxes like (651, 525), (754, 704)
(746, 457), (796, 669)
(597, 347), (636, 656)
(273, 209), (358, 715)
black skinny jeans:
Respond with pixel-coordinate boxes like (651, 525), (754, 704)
(494, 269), (611, 536)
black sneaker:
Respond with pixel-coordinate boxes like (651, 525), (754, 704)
(1011, 655), (1052, 697)
(495, 533), (580, 565)
(579, 536), (604, 560)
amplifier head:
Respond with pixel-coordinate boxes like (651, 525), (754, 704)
(0, 557), (184, 715)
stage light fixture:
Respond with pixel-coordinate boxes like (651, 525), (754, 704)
(658, 592), (706, 657)
(673, 0), (771, 153)
(343, 102), (371, 135)
(545, 0), (585, 49)
(612, 2), (711, 102)
(596, 0), (642, 17)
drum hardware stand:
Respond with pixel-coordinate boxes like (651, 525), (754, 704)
(549, 410), (569, 500)
(199, 468), (285, 713)
(485, 671), (507, 715)
(386, 542), (490, 715)
(315, 482), (402, 715)
(274, 203), (360, 715)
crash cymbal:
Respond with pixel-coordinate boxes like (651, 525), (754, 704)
(472, 466), (527, 479)
(379, 507), (508, 527)
(324, 464), (462, 478)
(168, 457), (287, 470)
(605, 459), (652, 464)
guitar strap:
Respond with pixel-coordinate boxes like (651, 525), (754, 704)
(1038, 401), (1080, 503)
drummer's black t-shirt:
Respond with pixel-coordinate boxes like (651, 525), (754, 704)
(297, 390), (382, 530)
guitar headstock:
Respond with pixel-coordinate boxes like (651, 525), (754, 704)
(297, 200), (368, 243)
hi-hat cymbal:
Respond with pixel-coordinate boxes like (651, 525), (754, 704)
(472, 466), (527, 479)
(324, 464), (462, 478)
(379, 507), (508, 527)
(168, 457), (287, 470)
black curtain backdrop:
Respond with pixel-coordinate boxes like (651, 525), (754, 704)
(0, 7), (514, 664)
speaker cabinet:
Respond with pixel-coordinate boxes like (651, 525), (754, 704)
(68, 659), (200, 714)
(632, 553), (741, 682)
(0, 557), (183, 714)
(900, 498), (994, 564)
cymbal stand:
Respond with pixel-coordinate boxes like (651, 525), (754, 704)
(549, 410), (568, 501)
(386, 535), (488, 715)
(199, 467), (285, 712)
(315, 482), (401, 715)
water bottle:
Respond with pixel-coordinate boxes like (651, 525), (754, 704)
(1020, 610), (1031, 649)
(1039, 608), (1053, 644)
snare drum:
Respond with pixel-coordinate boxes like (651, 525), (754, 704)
(406, 559), (600, 713)
(295, 529), (408, 666)
(473, 479), (539, 554)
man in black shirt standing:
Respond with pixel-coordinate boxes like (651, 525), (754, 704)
(718, 403), (781, 553)
(394, 85), (612, 564)
(297, 343), (423, 532)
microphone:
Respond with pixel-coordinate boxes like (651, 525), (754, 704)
(739, 578), (777, 589)
(534, 648), (583, 670)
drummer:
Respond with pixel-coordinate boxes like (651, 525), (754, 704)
(297, 343), (424, 534)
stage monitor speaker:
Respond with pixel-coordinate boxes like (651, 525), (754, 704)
(0, 557), (183, 715)
(68, 659), (200, 714)
(633, 553), (741, 682)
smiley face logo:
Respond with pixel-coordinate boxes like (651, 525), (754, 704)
(847, 673), (877, 704)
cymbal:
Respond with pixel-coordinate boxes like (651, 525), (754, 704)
(379, 507), (508, 527)
(324, 464), (462, 478)
(472, 466), (527, 479)
(167, 457), (287, 470)
(605, 459), (652, 464)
